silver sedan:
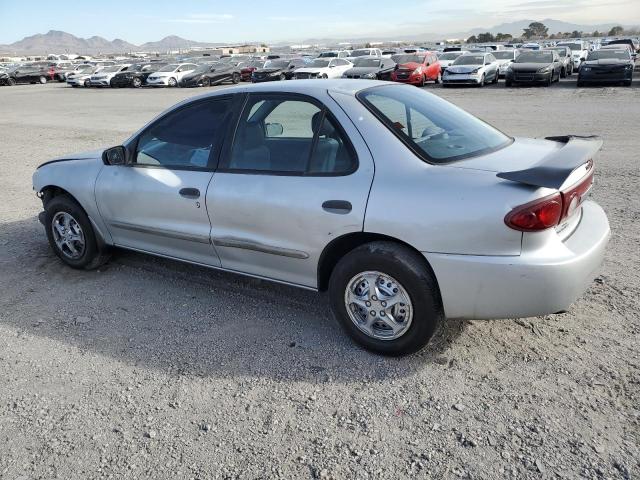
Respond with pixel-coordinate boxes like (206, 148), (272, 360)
(32, 80), (610, 355)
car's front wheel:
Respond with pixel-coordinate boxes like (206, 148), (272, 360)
(328, 241), (443, 356)
(132, 77), (142, 88)
(39, 76), (47, 84)
(44, 195), (109, 270)
(168, 77), (177, 87)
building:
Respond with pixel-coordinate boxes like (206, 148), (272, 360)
(195, 44), (270, 56)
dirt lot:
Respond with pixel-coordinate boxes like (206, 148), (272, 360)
(0, 79), (638, 479)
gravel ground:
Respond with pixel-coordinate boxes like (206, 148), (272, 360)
(0, 78), (638, 479)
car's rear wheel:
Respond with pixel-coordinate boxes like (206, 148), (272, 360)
(7, 78), (16, 86)
(44, 195), (110, 270)
(39, 76), (47, 84)
(132, 77), (142, 88)
(328, 241), (443, 356)
(232, 73), (241, 84)
(320, 74), (328, 79)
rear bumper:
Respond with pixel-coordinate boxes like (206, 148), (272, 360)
(425, 201), (610, 320)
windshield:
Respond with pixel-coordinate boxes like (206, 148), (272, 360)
(392, 54), (425, 64)
(587, 49), (630, 60)
(516, 52), (552, 63)
(351, 50), (372, 57)
(354, 58), (381, 67)
(310, 59), (331, 68)
(493, 51), (515, 59)
(264, 59), (289, 69)
(548, 48), (568, 55)
(318, 52), (337, 58)
(158, 64), (178, 72)
(452, 55), (484, 65)
(438, 52), (460, 60)
(358, 86), (510, 162)
(560, 43), (582, 51)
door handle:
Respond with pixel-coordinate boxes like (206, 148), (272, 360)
(179, 187), (201, 199)
(322, 200), (352, 214)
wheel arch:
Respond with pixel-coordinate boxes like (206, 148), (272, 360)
(317, 232), (440, 293)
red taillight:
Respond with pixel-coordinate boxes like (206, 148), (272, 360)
(505, 165), (594, 232)
(505, 193), (563, 231)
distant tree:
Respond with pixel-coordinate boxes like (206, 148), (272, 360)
(466, 35), (478, 44)
(477, 32), (495, 43)
(495, 33), (513, 42)
(571, 30), (582, 38)
(523, 22), (548, 39)
(591, 31), (600, 37)
(365, 42), (373, 48)
(608, 25), (624, 36)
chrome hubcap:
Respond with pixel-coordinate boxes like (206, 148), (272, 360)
(344, 271), (413, 340)
(51, 212), (85, 259)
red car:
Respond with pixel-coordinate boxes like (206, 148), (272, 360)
(391, 52), (441, 86)
(240, 61), (266, 82)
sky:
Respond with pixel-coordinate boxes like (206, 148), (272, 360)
(0, 0), (638, 44)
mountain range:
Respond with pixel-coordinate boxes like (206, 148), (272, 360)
(0, 30), (219, 55)
(1, 19), (637, 55)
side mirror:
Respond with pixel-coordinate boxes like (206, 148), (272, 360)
(102, 146), (127, 165)
(580, 57), (586, 61)
(329, 65), (336, 68)
(485, 62), (491, 65)
(265, 122), (284, 137)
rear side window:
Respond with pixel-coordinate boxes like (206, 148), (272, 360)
(358, 85), (511, 163)
(135, 98), (232, 169)
(223, 95), (357, 175)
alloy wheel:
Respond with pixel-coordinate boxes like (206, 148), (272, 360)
(51, 212), (85, 259)
(344, 271), (413, 341)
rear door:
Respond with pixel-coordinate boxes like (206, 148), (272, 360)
(206, 92), (374, 288)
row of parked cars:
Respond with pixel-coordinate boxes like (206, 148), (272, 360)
(1, 39), (636, 89)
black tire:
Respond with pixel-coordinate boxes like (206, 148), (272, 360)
(478, 74), (485, 87)
(84, 79), (91, 87)
(201, 77), (210, 87)
(132, 77), (142, 88)
(7, 77), (16, 86)
(492, 72), (499, 84)
(109, 78), (116, 88)
(39, 76), (47, 84)
(546, 73), (553, 87)
(434, 72), (441, 84)
(278, 73), (286, 81)
(168, 77), (177, 87)
(623, 80), (632, 86)
(44, 195), (110, 270)
(561, 67), (566, 78)
(328, 241), (443, 356)
(232, 73), (240, 84)
(577, 80), (584, 87)
(505, 80), (512, 87)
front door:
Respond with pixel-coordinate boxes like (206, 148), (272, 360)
(206, 93), (374, 288)
(95, 95), (235, 266)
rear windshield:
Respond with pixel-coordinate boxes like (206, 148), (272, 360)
(493, 51), (515, 59)
(358, 85), (511, 163)
(587, 50), (630, 60)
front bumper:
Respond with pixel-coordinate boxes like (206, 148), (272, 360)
(506, 71), (552, 84)
(426, 201), (610, 320)
(392, 72), (423, 85)
(442, 73), (482, 85)
(90, 78), (111, 87)
(146, 77), (169, 86)
(578, 69), (632, 83)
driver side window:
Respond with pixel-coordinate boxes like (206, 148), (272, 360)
(135, 98), (231, 169)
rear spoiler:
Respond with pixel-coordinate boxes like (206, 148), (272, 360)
(497, 135), (602, 189)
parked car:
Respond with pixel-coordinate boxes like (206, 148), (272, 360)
(251, 58), (311, 82)
(522, 43), (541, 50)
(47, 61), (75, 82)
(180, 62), (242, 87)
(381, 49), (399, 58)
(391, 53), (441, 85)
(89, 65), (132, 87)
(442, 52), (499, 86)
(64, 64), (96, 81)
(293, 58), (353, 79)
(67, 66), (105, 87)
(600, 43), (637, 61)
(110, 63), (167, 88)
(318, 50), (352, 59)
(577, 48), (634, 86)
(32, 80), (610, 355)
(342, 57), (397, 80)
(493, 50), (521, 77)
(602, 38), (639, 53)
(546, 46), (574, 77)
(0, 65), (48, 85)
(346, 48), (382, 63)
(145, 63), (198, 87)
(240, 60), (267, 82)
(505, 50), (562, 87)
(556, 41), (589, 70)
(437, 51), (464, 69)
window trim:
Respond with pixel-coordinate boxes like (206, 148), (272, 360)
(217, 92), (359, 177)
(356, 84), (513, 165)
(128, 94), (238, 172)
